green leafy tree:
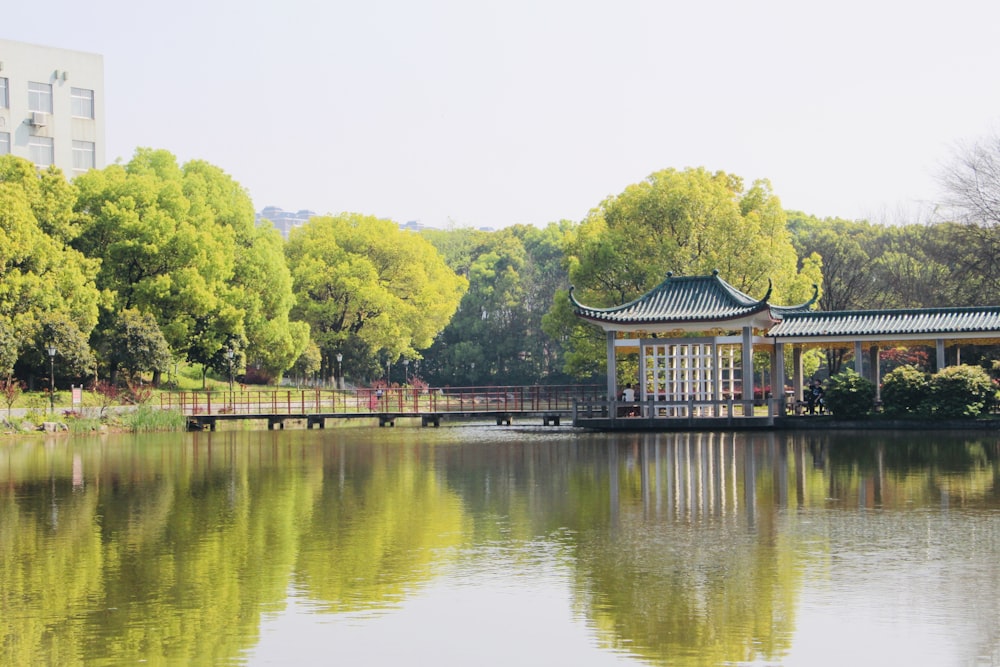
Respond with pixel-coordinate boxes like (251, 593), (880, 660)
(788, 215), (888, 374)
(0, 317), (18, 378)
(233, 221), (309, 380)
(546, 168), (821, 378)
(0, 156), (102, 383)
(286, 214), (467, 383)
(72, 149), (304, 383)
(420, 224), (572, 386)
(72, 150), (239, 376)
(41, 311), (97, 379)
(103, 309), (173, 383)
(515, 222), (575, 382)
(291, 340), (322, 385)
(787, 215), (882, 311)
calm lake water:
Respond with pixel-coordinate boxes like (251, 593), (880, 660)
(2, 425), (999, 666)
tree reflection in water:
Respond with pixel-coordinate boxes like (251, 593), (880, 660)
(1, 429), (998, 665)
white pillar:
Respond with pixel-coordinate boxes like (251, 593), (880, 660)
(742, 326), (754, 415)
(773, 342), (786, 416)
(869, 345), (881, 403)
(606, 331), (616, 400)
(792, 346), (804, 411)
(638, 340), (647, 402)
(935, 339), (946, 371)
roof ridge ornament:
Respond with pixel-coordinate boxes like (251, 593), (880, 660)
(756, 278), (773, 306)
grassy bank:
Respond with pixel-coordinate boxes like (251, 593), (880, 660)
(3, 406), (188, 436)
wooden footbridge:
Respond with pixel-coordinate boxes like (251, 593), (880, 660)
(164, 385), (605, 431)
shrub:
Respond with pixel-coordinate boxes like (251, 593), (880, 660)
(92, 380), (122, 417)
(881, 365), (930, 416)
(242, 367), (274, 385)
(824, 369), (877, 418)
(925, 364), (995, 418)
(1, 377), (24, 418)
(125, 378), (153, 405)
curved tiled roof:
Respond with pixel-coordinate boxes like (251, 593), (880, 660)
(770, 306), (1000, 338)
(570, 271), (1000, 341)
(570, 271), (816, 326)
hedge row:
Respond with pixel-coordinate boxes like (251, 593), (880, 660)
(822, 364), (995, 418)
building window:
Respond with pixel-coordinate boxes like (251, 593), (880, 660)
(0, 132), (10, 155)
(28, 82), (53, 113)
(71, 87), (95, 119)
(0, 78), (8, 109)
(28, 136), (54, 167)
(72, 140), (95, 171)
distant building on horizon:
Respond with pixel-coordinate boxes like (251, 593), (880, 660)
(256, 206), (316, 238)
(400, 220), (426, 232)
(0, 38), (105, 174)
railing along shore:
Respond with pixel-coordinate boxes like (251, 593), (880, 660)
(160, 385), (604, 416)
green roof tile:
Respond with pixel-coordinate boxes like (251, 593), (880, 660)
(770, 307), (1000, 337)
(571, 271), (816, 326)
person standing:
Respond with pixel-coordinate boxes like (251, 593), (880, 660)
(808, 380), (824, 414)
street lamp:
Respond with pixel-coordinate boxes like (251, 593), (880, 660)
(226, 347), (234, 392)
(46, 344), (56, 414)
(336, 352), (343, 390)
(403, 359), (409, 384)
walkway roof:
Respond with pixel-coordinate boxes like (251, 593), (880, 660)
(771, 306), (1000, 343)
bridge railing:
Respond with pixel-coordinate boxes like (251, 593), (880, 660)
(573, 397), (764, 419)
(159, 385), (605, 416)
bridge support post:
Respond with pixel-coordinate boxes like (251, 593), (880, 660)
(187, 417), (213, 432)
(379, 416), (395, 427)
(268, 418), (284, 430)
(307, 416), (325, 429)
(421, 415), (440, 427)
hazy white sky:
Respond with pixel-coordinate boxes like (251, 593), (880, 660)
(6, 0), (1000, 228)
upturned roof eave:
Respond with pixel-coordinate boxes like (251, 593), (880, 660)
(576, 306), (778, 333)
(569, 273), (773, 320)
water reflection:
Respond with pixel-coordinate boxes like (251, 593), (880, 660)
(1, 429), (999, 665)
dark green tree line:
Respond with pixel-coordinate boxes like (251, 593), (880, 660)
(419, 223), (574, 386)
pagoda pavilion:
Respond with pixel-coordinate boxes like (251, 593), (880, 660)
(571, 270), (1000, 419)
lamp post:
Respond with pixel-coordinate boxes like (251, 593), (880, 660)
(336, 352), (343, 390)
(226, 347), (234, 392)
(403, 359), (409, 385)
(47, 344), (56, 414)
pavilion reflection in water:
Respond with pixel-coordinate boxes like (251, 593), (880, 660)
(606, 432), (849, 526)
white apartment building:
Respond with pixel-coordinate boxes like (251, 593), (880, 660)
(0, 38), (105, 174)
